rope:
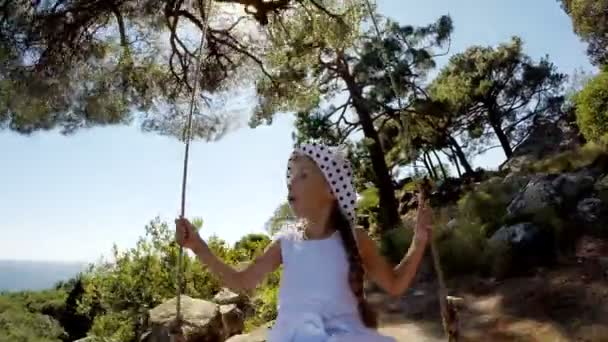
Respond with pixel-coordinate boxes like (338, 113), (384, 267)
(362, 0), (456, 340)
(173, 0), (214, 336)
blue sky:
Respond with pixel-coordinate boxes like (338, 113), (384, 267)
(0, 0), (594, 262)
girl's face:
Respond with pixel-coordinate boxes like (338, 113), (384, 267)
(287, 155), (335, 219)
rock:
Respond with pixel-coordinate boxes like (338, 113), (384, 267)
(577, 198), (604, 224)
(220, 304), (244, 338)
(551, 170), (595, 202)
(142, 295), (224, 342)
(75, 338), (103, 342)
(506, 175), (561, 220)
(225, 322), (272, 342)
(594, 174), (608, 202)
(490, 222), (555, 272)
(446, 219), (458, 230)
(213, 288), (247, 306)
(575, 197), (608, 236)
(500, 116), (584, 172)
(502, 173), (531, 194)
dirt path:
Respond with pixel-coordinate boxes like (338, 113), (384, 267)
(370, 261), (608, 342)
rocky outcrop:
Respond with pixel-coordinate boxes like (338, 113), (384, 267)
(220, 304), (244, 338)
(505, 175), (562, 220)
(225, 322), (272, 342)
(500, 117), (584, 172)
(213, 289), (247, 307)
(490, 222), (555, 271)
(141, 295), (238, 342)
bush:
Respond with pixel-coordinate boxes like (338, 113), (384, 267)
(379, 225), (414, 265)
(456, 177), (515, 237)
(530, 141), (607, 174)
(0, 294), (66, 342)
(576, 71), (608, 142)
(433, 217), (488, 277)
(88, 312), (136, 342)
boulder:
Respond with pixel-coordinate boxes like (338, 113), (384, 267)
(505, 175), (562, 220)
(500, 116), (584, 172)
(220, 304), (244, 338)
(551, 170), (595, 202)
(577, 198), (604, 224)
(225, 322), (272, 342)
(575, 197), (608, 236)
(594, 174), (608, 202)
(142, 295), (224, 342)
(213, 288), (247, 307)
(490, 222), (555, 272)
(502, 173), (531, 194)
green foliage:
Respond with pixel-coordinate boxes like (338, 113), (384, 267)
(529, 141), (607, 173)
(357, 186), (380, 228)
(0, 291), (66, 342)
(88, 311), (136, 342)
(234, 234), (272, 260)
(72, 218), (278, 341)
(559, 0), (608, 66)
(456, 177), (515, 237)
(575, 72), (608, 142)
(0, 0), (266, 137)
(434, 219), (487, 277)
(430, 37), (566, 158)
(244, 282), (279, 332)
(379, 226), (414, 265)
(78, 218), (222, 341)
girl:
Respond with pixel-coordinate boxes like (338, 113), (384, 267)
(175, 142), (432, 341)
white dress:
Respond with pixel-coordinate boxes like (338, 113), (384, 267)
(267, 229), (396, 342)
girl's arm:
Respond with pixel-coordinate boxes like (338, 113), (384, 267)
(175, 215), (283, 292)
(192, 238), (282, 292)
(356, 198), (432, 297)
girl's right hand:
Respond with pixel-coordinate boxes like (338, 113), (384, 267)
(175, 217), (203, 251)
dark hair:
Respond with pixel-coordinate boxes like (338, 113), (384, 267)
(330, 202), (378, 328)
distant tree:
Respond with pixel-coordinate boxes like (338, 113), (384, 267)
(251, 0), (452, 230)
(265, 202), (295, 236)
(234, 233), (271, 259)
(559, 0), (608, 67)
(430, 37), (566, 159)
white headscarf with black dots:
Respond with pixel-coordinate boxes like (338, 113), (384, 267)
(287, 141), (357, 226)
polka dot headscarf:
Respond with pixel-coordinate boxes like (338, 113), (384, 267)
(287, 141), (357, 225)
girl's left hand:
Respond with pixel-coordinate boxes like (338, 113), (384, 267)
(414, 190), (433, 243)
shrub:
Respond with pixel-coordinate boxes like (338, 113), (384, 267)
(530, 141), (607, 174)
(434, 218), (488, 277)
(575, 71), (608, 142)
(379, 225), (414, 265)
(456, 177), (515, 237)
(0, 294), (66, 342)
(88, 312), (136, 342)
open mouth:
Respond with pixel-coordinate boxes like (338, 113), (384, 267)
(287, 195), (296, 203)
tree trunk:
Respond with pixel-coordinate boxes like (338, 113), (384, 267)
(424, 151), (438, 180)
(422, 155), (433, 178)
(447, 148), (463, 178)
(488, 111), (513, 158)
(447, 135), (474, 175)
(341, 68), (401, 231)
(432, 149), (448, 180)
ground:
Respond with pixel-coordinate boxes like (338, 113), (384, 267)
(370, 257), (608, 341)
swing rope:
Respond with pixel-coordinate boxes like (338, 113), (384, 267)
(174, 0), (215, 331)
(361, 1), (457, 340)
